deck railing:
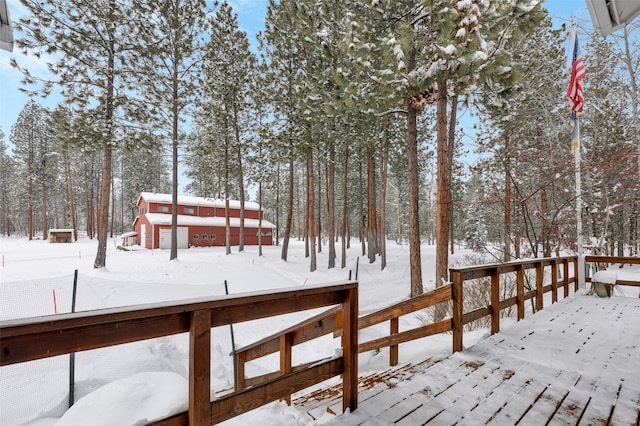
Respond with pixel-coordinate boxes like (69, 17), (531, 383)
(234, 256), (579, 377)
(450, 256), (578, 352)
(584, 255), (640, 287)
(8, 254), (618, 424)
(0, 282), (358, 425)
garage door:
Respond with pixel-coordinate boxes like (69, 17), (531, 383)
(159, 226), (189, 249)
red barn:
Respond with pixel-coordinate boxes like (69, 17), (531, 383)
(132, 192), (275, 249)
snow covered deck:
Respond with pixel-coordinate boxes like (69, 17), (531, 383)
(322, 294), (640, 425)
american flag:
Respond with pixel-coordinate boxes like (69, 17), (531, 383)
(567, 33), (584, 153)
(567, 34), (585, 113)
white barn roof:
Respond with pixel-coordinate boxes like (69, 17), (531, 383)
(144, 213), (276, 229)
(139, 192), (263, 211)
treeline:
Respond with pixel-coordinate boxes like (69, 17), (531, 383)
(2, 0), (638, 297)
(0, 103), (170, 241)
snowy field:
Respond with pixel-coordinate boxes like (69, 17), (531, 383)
(0, 236), (476, 425)
(1, 236), (638, 425)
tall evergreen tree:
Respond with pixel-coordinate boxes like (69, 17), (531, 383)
(259, 0), (308, 262)
(10, 100), (50, 240)
(0, 128), (18, 236)
(200, 1), (257, 255)
(134, 0), (208, 260)
(15, 0), (140, 268)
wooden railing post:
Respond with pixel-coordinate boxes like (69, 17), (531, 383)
(516, 265), (525, 320)
(342, 287), (358, 413)
(535, 261), (543, 312)
(563, 259), (570, 297)
(235, 351), (246, 390)
(574, 257), (579, 292)
(390, 317), (399, 366)
(451, 270), (464, 353)
(551, 259), (558, 303)
(490, 268), (500, 335)
(280, 333), (293, 405)
(189, 310), (211, 426)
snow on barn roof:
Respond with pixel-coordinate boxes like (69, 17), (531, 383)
(144, 213), (276, 229)
(139, 192), (263, 211)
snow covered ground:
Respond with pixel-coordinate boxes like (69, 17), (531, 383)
(1, 236), (638, 425)
(0, 236), (462, 425)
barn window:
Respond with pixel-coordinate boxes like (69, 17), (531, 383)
(202, 234), (208, 240)
(157, 206), (169, 213)
(139, 207), (146, 215)
(184, 207), (195, 214)
(193, 234), (199, 240)
(210, 234), (216, 240)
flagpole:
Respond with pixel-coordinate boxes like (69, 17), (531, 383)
(575, 119), (584, 288)
(569, 25), (585, 289)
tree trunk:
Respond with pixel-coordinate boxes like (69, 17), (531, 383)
(341, 143), (349, 269)
(170, 62), (179, 261)
(317, 157), (322, 253)
(275, 164), (280, 246)
(448, 95), (458, 255)
(28, 152), (33, 240)
(41, 178), (47, 240)
(434, 78), (449, 318)
(359, 151), (366, 257)
(258, 181), (263, 257)
(120, 172), (124, 236)
(326, 140), (336, 269)
(233, 108), (245, 252)
(380, 133), (388, 271)
(94, 146), (112, 268)
(66, 153), (77, 241)
(94, 24), (115, 269)
(281, 157), (294, 261)
(110, 171), (115, 238)
(367, 146), (378, 264)
(297, 166), (302, 241)
(305, 167), (309, 257)
(504, 134), (511, 261)
(307, 145), (317, 272)
(85, 167), (91, 239)
(541, 188), (550, 257)
(407, 49), (423, 298)
(224, 121), (231, 255)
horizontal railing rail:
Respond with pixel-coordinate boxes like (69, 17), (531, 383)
(585, 255), (640, 287)
(235, 256), (579, 379)
(0, 282), (359, 425)
(233, 284), (453, 388)
(451, 256), (578, 351)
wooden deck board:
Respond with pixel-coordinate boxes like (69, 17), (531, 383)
(320, 295), (640, 425)
(456, 365), (539, 424)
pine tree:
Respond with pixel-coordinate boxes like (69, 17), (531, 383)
(464, 170), (488, 252)
(0, 128), (18, 236)
(198, 1), (257, 255)
(15, 0), (141, 267)
(10, 100), (51, 240)
(259, 0), (308, 263)
(134, 0), (208, 260)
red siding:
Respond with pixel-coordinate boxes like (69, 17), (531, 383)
(134, 194), (272, 249)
